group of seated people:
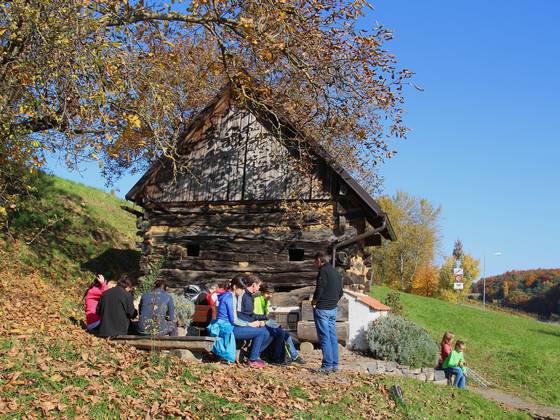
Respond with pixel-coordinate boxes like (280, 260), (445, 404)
(83, 272), (304, 368)
(84, 273), (175, 337)
(210, 274), (305, 368)
(438, 331), (467, 389)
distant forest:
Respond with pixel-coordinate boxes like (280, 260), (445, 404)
(472, 269), (560, 319)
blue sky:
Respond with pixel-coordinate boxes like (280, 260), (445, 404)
(47, 0), (560, 277)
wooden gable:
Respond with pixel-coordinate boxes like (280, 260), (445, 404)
(127, 93), (334, 205)
(127, 86), (396, 241)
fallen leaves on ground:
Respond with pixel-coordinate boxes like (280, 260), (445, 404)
(0, 259), (398, 419)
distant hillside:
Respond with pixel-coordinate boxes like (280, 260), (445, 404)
(0, 174), (139, 284)
(472, 269), (560, 319)
(371, 285), (560, 408)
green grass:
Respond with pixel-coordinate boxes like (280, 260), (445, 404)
(51, 177), (138, 245)
(1, 174), (139, 282)
(294, 378), (529, 420)
(376, 377), (530, 420)
(194, 391), (251, 419)
(289, 386), (310, 400)
(371, 286), (560, 408)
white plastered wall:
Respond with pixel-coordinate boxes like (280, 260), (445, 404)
(345, 294), (388, 351)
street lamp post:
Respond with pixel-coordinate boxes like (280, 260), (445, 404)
(482, 251), (502, 309)
(483, 255), (486, 308)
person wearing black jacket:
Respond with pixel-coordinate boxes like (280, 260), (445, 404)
(237, 274), (287, 363)
(96, 274), (138, 337)
(311, 252), (343, 373)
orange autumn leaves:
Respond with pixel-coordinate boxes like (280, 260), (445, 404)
(1, 0), (410, 190)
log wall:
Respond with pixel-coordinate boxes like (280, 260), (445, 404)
(137, 202), (368, 290)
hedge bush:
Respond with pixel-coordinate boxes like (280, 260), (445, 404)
(367, 314), (438, 368)
(383, 291), (404, 316)
(172, 293), (195, 328)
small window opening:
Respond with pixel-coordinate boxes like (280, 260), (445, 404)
(289, 248), (305, 261)
(187, 243), (200, 257)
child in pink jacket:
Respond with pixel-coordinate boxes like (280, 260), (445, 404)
(84, 274), (107, 331)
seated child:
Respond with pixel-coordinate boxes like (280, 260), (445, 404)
(438, 331), (454, 367)
(84, 274), (107, 331)
(442, 340), (467, 389)
(205, 283), (220, 306)
(254, 285), (305, 365)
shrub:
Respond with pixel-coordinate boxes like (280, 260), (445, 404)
(172, 294), (195, 328)
(367, 314), (438, 368)
(383, 291), (404, 315)
(438, 289), (458, 302)
(136, 252), (168, 296)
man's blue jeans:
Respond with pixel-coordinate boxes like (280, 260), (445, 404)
(445, 367), (466, 389)
(313, 307), (338, 369)
(233, 326), (271, 361)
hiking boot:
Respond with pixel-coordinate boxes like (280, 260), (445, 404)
(291, 355), (306, 365)
(247, 359), (266, 369)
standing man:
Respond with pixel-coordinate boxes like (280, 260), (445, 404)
(312, 252), (343, 373)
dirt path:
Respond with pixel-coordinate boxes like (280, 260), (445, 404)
(468, 387), (560, 420)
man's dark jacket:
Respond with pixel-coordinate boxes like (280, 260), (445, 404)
(97, 286), (138, 337)
(312, 263), (343, 310)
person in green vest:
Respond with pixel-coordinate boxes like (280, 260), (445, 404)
(254, 284), (305, 365)
(442, 340), (467, 389)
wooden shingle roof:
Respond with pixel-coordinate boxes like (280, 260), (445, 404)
(344, 289), (391, 311)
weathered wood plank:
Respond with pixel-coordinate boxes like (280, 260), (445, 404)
(169, 259), (317, 273)
(148, 212), (327, 228)
(146, 226), (337, 243)
(111, 335), (216, 352)
(300, 299), (349, 322)
(159, 269), (317, 288)
(137, 107), (335, 203)
(148, 239), (332, 257)
(296, 321), (348, 345)
(144, 202), (333, 215)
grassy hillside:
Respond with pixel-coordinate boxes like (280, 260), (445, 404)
(474, 269), (560, 319)
(371, 286), (560, 408)
(1, 174), (139, 283)
(0, 176), (532, 418)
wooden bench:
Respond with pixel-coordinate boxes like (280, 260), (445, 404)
(111, 335), (217, 352)
(112, 305), (218, 352)
(190, 304), (217, 336)
(192, 304), (217, 325)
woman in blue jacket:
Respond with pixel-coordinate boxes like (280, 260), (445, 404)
(215, 276), (271, 368)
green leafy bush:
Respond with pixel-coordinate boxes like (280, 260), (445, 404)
(383, 291), (404, 316)
(367, 314), (438, 368)
(136, 252), (168, 296)
(171, 294), (195, 327)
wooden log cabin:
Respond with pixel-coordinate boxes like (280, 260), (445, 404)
(126, 86), (396, 290)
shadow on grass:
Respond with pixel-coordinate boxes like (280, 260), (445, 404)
(530, 328), (560, 338)
(2, 170), (140, 282)
(82, 248), (141, 281)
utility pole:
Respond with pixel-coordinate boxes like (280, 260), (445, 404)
(483, 255), (486, 309)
